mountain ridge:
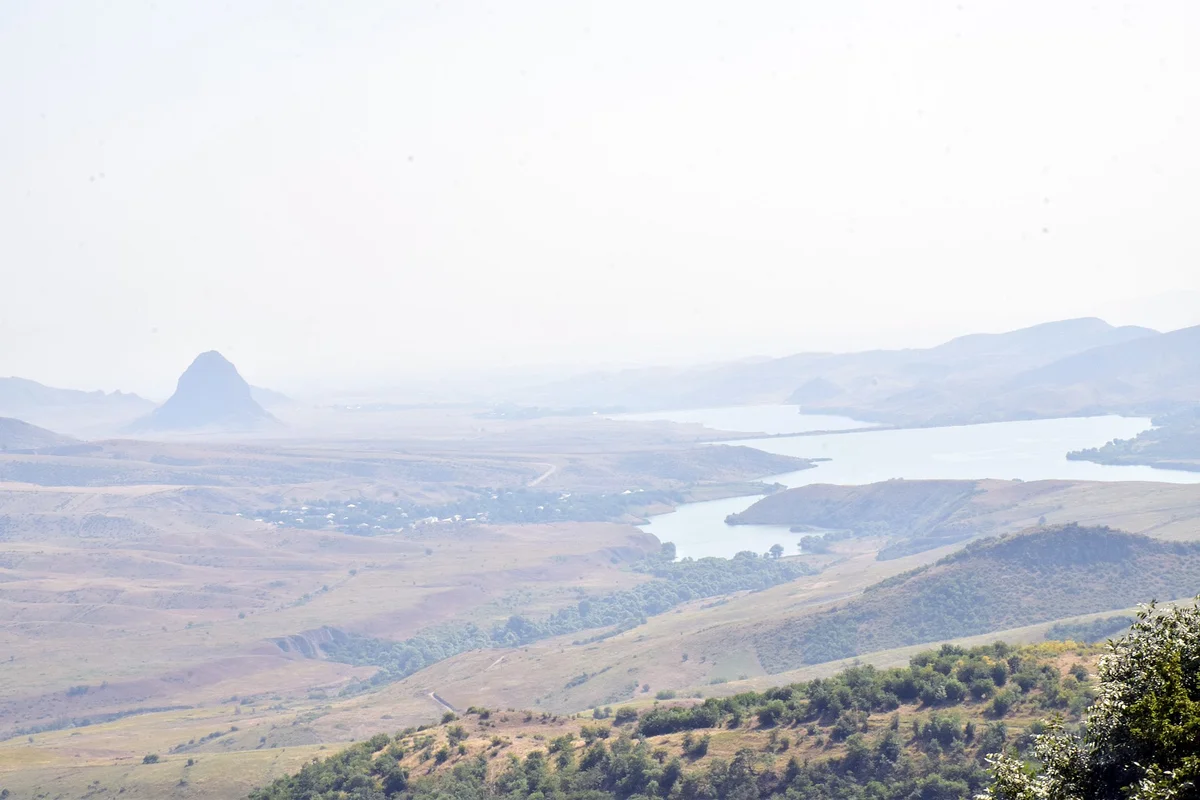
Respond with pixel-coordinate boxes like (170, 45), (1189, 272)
(0, 376), (154, 435)
(517, 317), (1175, 423)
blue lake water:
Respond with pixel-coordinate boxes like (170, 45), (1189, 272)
(629, 407), (1200, 559)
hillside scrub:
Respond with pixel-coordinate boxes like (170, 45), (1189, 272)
(753, 525), (1200, 671)
(251, 605), (1200, 800)
(247, 640), (1096, 800)
(988, 597), (1200, 800)
(636, 641), (1094, 738)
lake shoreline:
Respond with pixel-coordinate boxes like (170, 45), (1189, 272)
(635, 408), (1200, 560)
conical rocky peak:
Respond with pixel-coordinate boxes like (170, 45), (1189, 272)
(130, 351), (276, 432)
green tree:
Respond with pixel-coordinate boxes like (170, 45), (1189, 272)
(987, 598), (1200, 800)
(614, 707), (639, 725)
(769, 543), (784, 559)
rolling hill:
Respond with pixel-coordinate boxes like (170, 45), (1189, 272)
(752, 525), (1200, 671)
(2, 636), (1102, 800)
(966, 323), (1200, 420)
(244, 639), (1095, 800)
(0, 417), (76, 452)
(726, 479), (985, 552)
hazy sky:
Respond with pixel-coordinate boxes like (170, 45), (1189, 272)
(3, 1), (1199, 397)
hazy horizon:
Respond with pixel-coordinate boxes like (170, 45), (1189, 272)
(5, 309), (1197, 404)
(4, 1), (1199, 397)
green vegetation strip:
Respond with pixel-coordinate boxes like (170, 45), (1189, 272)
(1043, 615), (1135, 644)
(323, 550), (813, 690)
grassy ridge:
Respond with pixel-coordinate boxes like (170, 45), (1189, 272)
(753, 525), (1200, 671)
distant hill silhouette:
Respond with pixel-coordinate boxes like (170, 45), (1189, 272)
(129, 352), (277, 433)
(0, 417), (76, 452)
(250, 385), (293, 409)
(520, 317), (1167, 423)
(994, 324), (1200, 413)
(0, 377), (153, 434)
(920, 317), (1157, 362)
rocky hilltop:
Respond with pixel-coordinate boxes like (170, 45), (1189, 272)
(129, 351), (277, 433)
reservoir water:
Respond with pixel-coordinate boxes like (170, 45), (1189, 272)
(624, 407), (1200, 559)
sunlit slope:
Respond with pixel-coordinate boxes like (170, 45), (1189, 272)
(752, 524), (1200, 670)
(728, 479), (1200, 555)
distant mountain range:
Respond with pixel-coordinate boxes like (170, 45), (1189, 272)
(5, 316), (1197, 435)
(523, 318), (1200, 425)
(250, 385), (293, 410)
(991, 324), (1200, 417)
(128, 351), (278, 433)
(0, 377), (154, 436)
(1, 363), (290, 437)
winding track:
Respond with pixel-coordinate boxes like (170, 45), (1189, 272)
(527, 463), (557, 487)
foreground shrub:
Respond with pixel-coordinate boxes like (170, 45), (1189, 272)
(987, 597), (1200, 800)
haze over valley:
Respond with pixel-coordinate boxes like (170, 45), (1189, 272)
(4, 2), (1200, 798)
(4, 313), (1200, 798)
